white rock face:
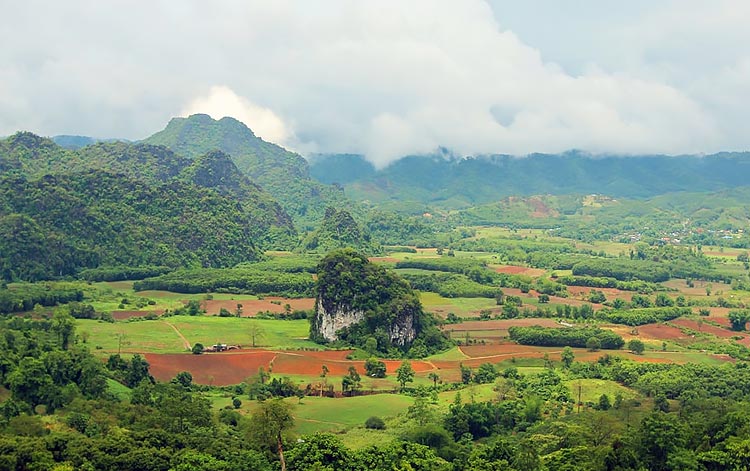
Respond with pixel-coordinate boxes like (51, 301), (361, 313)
(316, 299), (366, 342)
(388, 313), (416, 346)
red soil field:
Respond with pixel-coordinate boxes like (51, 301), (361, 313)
(671, 319), (739, 338)
(202, 297), (315, 316)
(491, 265), (543, 276)
(146, 350), (434, 385)
(146, 351), (277, 385)
(636, 323), (686, 340)
(111, 310), (163, 320)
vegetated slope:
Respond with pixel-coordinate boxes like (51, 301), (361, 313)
(0, 171), (265, 281)
(143, 114), (347, 228)
(0, 134), (299, 280)
(300, 207), (380, 255)
(453, 189), (750, 244)
(309, 150), (750, 208)
(0, 133), (296, 246)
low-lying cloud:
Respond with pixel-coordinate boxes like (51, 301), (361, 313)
(2, 1), (748, 167)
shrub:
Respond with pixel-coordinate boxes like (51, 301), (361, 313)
(365, 416), (386, 430)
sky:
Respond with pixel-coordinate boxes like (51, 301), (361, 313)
(2, 0), (749, 167)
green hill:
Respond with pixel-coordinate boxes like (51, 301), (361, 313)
(143, 114), (347, 228)
(300, 207), (380, 255)
(0, 133), (299, 281)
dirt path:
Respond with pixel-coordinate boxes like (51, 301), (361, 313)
(161, 320), (191, 350)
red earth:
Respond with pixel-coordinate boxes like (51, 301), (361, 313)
(490, 265), (546, 277)
(671, 318), (740, 339)
(201, 297), (315, 316)
(635, 323), (686, 340)
(146, 350), (434, 385)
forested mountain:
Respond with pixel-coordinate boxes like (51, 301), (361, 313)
(0, 133), (298, 281)
(143, 114), (347, 228)
(309, 151), (750, 209)
(300, 208), (380, 255)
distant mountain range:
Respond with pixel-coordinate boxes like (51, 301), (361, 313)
(309, 150), (750, 210)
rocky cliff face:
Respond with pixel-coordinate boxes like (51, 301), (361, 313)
(314, 299), (366, 342)
(313, 298), (417, 345)
(310, 249), (421, 350)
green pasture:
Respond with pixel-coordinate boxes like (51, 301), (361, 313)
(107, 378), (132, 401)
(419, 292), (499, 316)
(78, 318), (187, 354)
(164, 316), (317, 350)
(79, 316), (317, 354)
(426, 347), (469, 361)
(564, 379), (639, 404)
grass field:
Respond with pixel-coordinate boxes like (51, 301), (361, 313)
(107, 378), (132, 401)
(419, 292), (498, 317)
(564, 379), (640, 404)
(79, 316), (317, 355)
(79, 318), (188, 354)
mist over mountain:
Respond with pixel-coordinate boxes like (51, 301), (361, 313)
(310, 150), (750, 209)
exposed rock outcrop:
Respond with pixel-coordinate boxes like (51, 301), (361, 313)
(310, 248), (420, 350)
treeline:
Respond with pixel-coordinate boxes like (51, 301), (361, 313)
(0, 283), (83, 314)
(400, 272), (501, 298)
(572, 258), (671, 282)
(595, 307), (691, 326)
(556, 275), (663, 293)
(134, 268), (315, 297)
(78, 265), (173, 282)
(509, 325), (625, 349)
(571, 253), (727, 283)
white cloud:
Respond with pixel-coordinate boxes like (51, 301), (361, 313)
(0, 0), (748, 165)
(181, 86), (293, 147)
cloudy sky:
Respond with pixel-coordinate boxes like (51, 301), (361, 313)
(2, 1), (749, 166)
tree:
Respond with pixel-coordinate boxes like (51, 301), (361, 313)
(586, 336), (601, 352)
(628, 339), (645, 355)
(655, 293), (674, 307)
(247, 399), (295, 471)
(561, 346), (575, 368)
(364, 358), (386, 378)
(342, 366), (361, 396)
(52, 310), (75, 350)
(589, 290), (606, 304)
(365, 416), (385, 429)
(235, 303), (244, 317)
(192, 343), (204, 355)
(428, 372), (440, 388)
(364, 336), (378, 355)
(728, 310), (750, 331)
(319, 364), (329, 397)
(598, 394), (612, 410)
(460, 364), (473, 384)
(173, 371), (193, 388)
(538, 294), (550, 303)
(248, 322), (265, 347)
(396, 360), (415, 391)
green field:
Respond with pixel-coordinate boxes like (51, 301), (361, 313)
(564, 379), (640, 404)
(80, 316), (318, 354)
